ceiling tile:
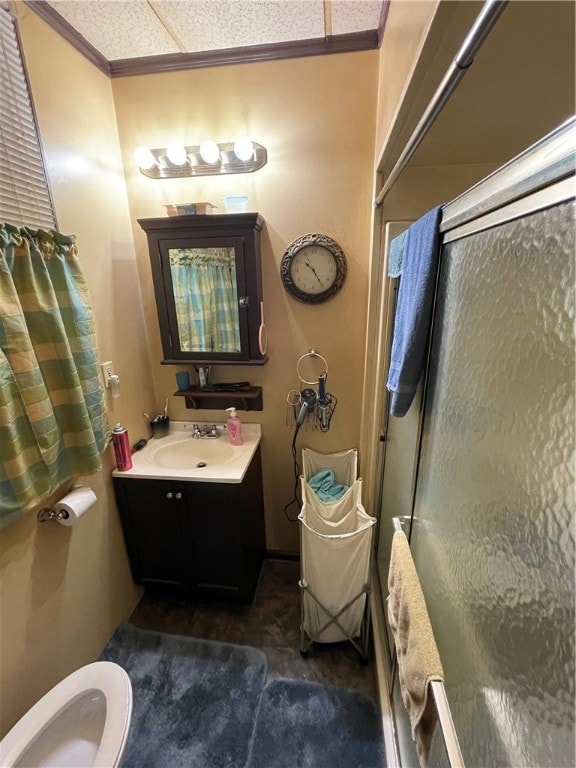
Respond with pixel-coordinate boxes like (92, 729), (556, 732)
(47, 0), (180, 59)
(330, 0), (382, 35)
(154, 0), (326, 54)
(45, 0), (384, 63)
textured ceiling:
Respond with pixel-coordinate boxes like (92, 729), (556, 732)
(45, 0), (384, 61)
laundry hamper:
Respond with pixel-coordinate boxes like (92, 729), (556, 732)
(302, 447), (358, 489)
(298, 449), (376, 662)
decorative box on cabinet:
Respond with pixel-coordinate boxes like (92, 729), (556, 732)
(112, 447), (265, 601)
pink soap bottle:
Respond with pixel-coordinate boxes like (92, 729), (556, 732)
(226, 407), (243, 446)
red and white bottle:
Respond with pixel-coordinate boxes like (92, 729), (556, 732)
(112, 422), (132, 471)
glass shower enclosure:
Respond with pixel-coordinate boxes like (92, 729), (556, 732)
(376, 118), (575, 767)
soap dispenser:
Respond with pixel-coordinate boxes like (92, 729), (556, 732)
(226, 407), (243, 446)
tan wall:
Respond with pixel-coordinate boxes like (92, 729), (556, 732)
(0, 7), (150, 736)
(374, 0), (438, 165)
(112, 51), (379, 553)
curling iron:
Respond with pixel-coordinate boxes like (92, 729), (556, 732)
(316, 372), (335, 432)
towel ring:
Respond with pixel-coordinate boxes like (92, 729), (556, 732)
(296, 349), (328, 386)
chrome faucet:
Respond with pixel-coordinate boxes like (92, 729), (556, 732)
(191, 423), (221, 439)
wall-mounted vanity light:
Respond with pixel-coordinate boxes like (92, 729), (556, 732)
(134, 138), (267, 179)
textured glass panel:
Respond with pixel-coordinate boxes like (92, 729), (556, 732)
(411, 200), (575, 767)
(376, 222), (421, 664)
(391, 673), (421, 766)
(377, 385), (422, 662)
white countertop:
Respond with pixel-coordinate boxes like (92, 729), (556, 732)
(112, 421), (261, 484)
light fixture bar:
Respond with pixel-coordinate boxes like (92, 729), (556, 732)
(137, 141), (267, 179)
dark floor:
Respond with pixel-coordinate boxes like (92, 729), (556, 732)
(129, 558), (377, 700)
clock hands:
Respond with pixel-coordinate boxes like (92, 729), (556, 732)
(304, 258), (324, 288)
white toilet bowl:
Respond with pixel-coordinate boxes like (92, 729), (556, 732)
(0, 661), (132, 768)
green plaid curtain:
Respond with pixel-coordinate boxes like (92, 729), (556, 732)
(169, 247), (241, 353)
(0, 224), (110, 528)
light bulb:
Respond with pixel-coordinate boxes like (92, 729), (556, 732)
(199, 140), (220, 164)
(134, 146), (156, 170)
(234, 137), (254, 162)
(166, 143), (188, 165)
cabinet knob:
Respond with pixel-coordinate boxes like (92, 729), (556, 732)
(166, 492), (173, 499)
(175, 492), (182, 500)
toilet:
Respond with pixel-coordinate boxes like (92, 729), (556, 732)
(0, 661), (132, 768)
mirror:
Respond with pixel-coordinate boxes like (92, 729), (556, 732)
(169, 245), (240, 353)
(139, 213), (267, 365)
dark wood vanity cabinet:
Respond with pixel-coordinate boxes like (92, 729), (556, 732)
(113, 448), (265, 601)
(138, 213), (267, 365)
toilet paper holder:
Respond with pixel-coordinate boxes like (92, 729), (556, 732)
(37, 507), (68, 523)
(37, 483), (87, 523)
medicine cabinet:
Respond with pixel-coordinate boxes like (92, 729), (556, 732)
(139, 213), (267, 365)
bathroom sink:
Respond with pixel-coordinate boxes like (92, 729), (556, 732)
(147, 437), (235, 468)
(111, 421), (261, 483)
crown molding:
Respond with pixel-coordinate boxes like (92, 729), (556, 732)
(109, 30), (378, 77)
(24, 1), (380, 78)
(377, 0), (391, 48)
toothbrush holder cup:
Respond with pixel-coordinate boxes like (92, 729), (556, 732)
(151, 416), (170, 439)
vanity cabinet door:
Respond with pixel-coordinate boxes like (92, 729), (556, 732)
(185, 483), (243, 597)
(113, 478), (193, 590)
(183, 447), (265, 600)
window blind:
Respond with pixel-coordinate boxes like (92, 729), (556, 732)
(0, 5), (57, 229)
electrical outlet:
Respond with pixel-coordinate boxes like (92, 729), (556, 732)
(101, 361), (114, 388)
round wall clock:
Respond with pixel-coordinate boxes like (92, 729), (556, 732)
(280, 233), (347, 304)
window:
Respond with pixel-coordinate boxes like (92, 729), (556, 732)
(0, 4), (56, 229)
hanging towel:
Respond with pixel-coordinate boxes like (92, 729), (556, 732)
(388, 229), (407, 277)
(387, 530), (444, 767)
(308, 469), (349, 502)
(386, 206), (442, 416)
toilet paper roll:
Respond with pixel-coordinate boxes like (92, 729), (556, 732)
(53, 486), (97, 526)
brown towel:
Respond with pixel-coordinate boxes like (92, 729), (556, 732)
(387, 530), (444, 766)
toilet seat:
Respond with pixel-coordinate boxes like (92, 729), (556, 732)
(0, 661), (132, 768)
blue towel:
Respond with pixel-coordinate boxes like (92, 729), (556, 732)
(387, 206), (442, 417)
(308, 469), (349, 502)
(388, 230), (407, 277)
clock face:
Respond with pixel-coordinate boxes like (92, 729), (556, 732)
(281, 234), (346, 303)
(290, 245), (338, 294)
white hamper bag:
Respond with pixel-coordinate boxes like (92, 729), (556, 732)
(301, 477), (363, 533)
(299, 500), (375, 643)
(302, 447), (358, 488)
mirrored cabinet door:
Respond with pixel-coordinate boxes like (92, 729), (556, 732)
(160, 236), (249, 357)
(139, 213), (267, 365)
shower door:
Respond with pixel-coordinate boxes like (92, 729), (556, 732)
(380, 120), (575, 767)
(374, 222), (417, 663)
